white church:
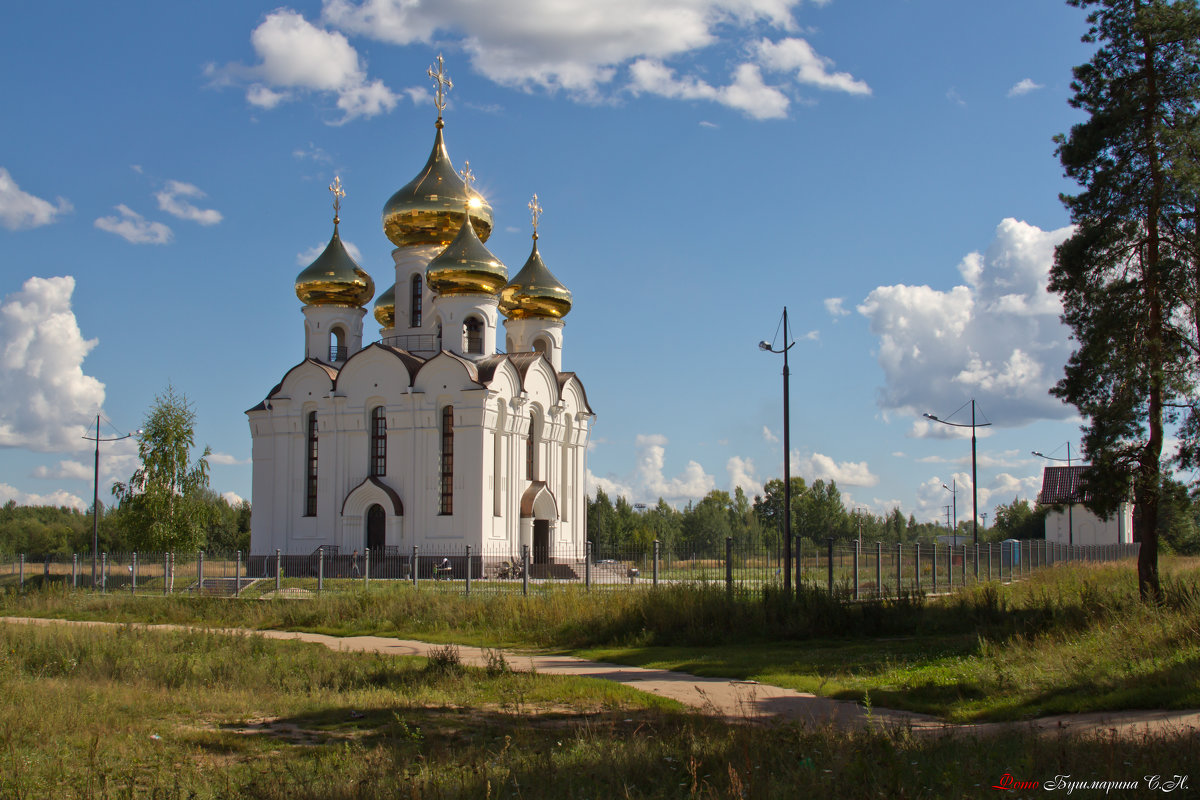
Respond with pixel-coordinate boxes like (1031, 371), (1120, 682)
(247, 60), (593, 570)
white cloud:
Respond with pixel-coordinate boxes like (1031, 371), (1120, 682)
(209, 452), (250, 466)
(824, 297), (849, 317)
(946, 87), (966, 107)
(586, 434), (716, 503)
(155, 181), (222, 226)
(756, 37), (870, 95)
(859, 218), (1074, 427)
(793, 451), (878, 487)
(297, 239), (363, 265)
(31, 460), (93, 481)
(0, 277), (105, 452)
(629, 59), (789, 120)
(221, 491), (247, 505)
(762, 425), (779, 444)
(0, 168), (72, 230)
(1007, 78), (1043, 97)
(94, 205), (173, 245)
(217, 9), (402, 124)
(726, 455), (759, 494)
(0, 482), (86, 510)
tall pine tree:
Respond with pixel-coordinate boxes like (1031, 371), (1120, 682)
(1051, 0), (1200, 599)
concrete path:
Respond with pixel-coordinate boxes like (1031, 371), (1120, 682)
(5, 616), (1199, 738)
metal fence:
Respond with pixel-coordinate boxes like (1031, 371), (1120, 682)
(0, 538), (1139, 599)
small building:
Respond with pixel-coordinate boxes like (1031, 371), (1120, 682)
(1036, 466), (1133, 546)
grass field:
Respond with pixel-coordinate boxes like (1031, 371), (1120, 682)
(2, 622), (1197, 799)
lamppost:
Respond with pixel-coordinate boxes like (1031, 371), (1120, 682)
(1032, 444), (1074, 546)
(82, 414), (139, 588)
(923, 399), (992, 546)
(981, 512), (988, 529)
(854, 506), (868, 550)
(760, 307), (795, 595)
(941, 480), (958, 540)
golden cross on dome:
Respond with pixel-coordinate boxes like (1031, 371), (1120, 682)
(329, 175), (345, 225)
(428, 55), (452, 118)
(459, 161), (476, 195)
(529, 194), (543, 238)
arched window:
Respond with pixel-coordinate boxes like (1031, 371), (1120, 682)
(410, 274), (422, 328)
(305, 411), (318, 516)
(329, 327), (346, 363)
(526, 412), (537, 481)
(533, 338), (549, 357)
(440, 406), (454, 515)
(464, 317), (483, 354)
(370, 406), (386, 477)
(560, 419), (571, 522)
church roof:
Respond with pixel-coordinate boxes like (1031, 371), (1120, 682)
(1037, 466), (1090, 504)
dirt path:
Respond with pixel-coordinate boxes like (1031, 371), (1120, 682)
(5, 616), (1198, 737)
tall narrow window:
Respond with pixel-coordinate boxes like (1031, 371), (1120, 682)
(464, 317), (483, 354)
(560, 422), (570, 522)
(440, 406), (454, 515)
(370, 406), (386, 477)
(410, 274), (422, 328)
(526, 412), (536, 480)
(305, 411), (318, 516)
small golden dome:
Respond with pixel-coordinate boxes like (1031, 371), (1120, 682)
(426, 214), (508, 296)
(382, 123), (493, 247)
(500, 236), (572, 319)
(295, 226), (375, 307)
(374, 282), (396, 327)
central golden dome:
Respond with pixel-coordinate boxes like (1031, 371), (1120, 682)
(382, 122), (494, 248)
(426, 214), (508, 296)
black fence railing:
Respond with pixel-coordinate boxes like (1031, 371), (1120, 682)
(0, 539), (1140, 598)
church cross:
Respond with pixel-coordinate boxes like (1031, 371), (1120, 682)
(529, 193), (543, 237)
(428, 55), (452, 118)
(459, 161), (476, 195)
(329, 175), (345, 225)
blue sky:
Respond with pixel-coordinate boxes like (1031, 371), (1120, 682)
(0, 0), (1107, 527)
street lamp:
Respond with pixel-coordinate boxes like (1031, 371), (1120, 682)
(853, 506), (868, 550)
(1032, 444), (1074, 546)
(922, 399), (992, 546)
(82, 414), (139, 588)
(760, 306), (795, 595)
(941, 480), (958, 540)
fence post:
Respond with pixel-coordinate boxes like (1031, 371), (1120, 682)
(522, 544), (529, 597)
(853, 539), (860, 600)
(316, 547), (323, 594)
(585, 540), (592, 591)
(234, 551), (242, 597)
(276, 549), (282, 593)
(652, 539), (660, 587)
(198, 551), (205, 595)
(974, 543), (980, 581)
(163, 553), (169, 595)
(794, 534), (801, 592)
(72, 553), (78, 589)
(874, 541), (882, 598)
(824, 538), (833, 594)
(947, 545), (954, 589)
(101, 552), (107, 592)
(961, 545), (966, 585)
(130, 552), (137, 594)
(465, 545), (471, 596)
(19, 554), (24, 590)
(896, 543), (902, 595)
(412, 546), (419, 588)
(725, 537), (733, 596)
(914, 543), (921, 592)
(364, 547), (370, 589)
(931, 543), (937, 594)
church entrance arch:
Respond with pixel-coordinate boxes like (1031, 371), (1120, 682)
(366, 504), (386, 551)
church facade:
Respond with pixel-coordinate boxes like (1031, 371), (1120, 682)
(247, 64), (592, 563)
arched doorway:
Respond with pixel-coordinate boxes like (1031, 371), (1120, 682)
(366, 504), (386, 551)
(533, 519), (550, 564)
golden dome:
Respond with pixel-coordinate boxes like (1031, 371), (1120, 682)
(374, 282), (396, 327)
(381, 123), (494, 247)
(500, 236), (572, 319)
(426, 213), (508, 296)
(295, 226), (374, 307)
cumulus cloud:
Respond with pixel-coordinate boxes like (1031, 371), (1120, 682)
(913, 470), (1042, 525)
(31, 460), (93, 481)
(0, 168), (72, 230)
(756, 37), (870, 95)
(155, 181), (222, 225)
(213, 9), (402, 124)
(209, 452), (250, 466)
(0, 482), (86, 510)
(1007, 78), (1043, 97)
(762, 425), (779, 444)
(221, 491), (247, 505)
(297, 239), (363, 265)
(726, 456), (759, 494)
(0, 277), (105, 452)
(824, 297), (849, 317)
(318, 0), (861, 117)
(793, 452), (878, 487)
(94, 205), (173, 245)
(587, 434), (716, 503)
(859, 218), (1074, 427)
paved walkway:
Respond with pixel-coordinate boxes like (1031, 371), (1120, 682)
(5, 616), (1199, 738)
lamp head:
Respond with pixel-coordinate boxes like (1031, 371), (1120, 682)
(1032, 450), (1043, 458)
(923, 413), (938, 421)
(942, 483), (950, 491)
(758, 341), (772, 351)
